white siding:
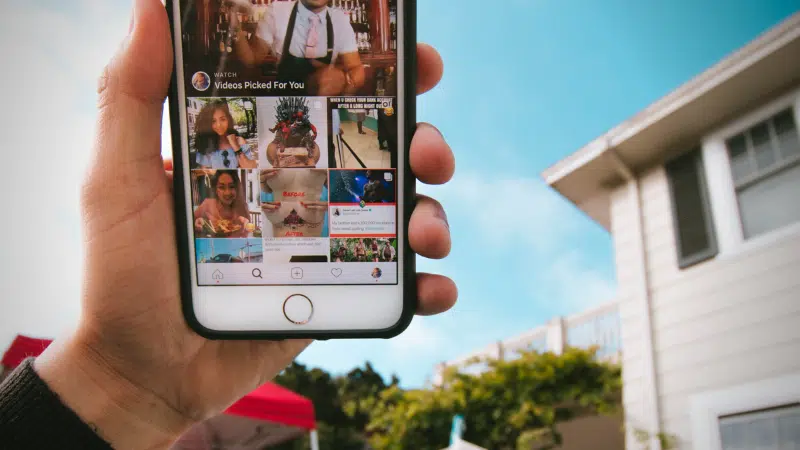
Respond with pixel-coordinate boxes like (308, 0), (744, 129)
(612, 162), (800, 449)
(609, 184), (654, 448)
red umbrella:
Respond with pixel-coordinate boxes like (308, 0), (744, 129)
(2, 335), (319, 449)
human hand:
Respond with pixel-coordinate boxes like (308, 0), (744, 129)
(259, 168), (280, 193)
(301, 200), (328, 211)
(300, 201), (328, 223)
(194, 217), (204, 232)
(238, 216), (249, 226)
(260, 167), (295, 193)
(261, 201), (281, 213)
(34, 1), (455, 449)
(261, 202), (284, 225)
(309, 65), (347, 96)
(226, 134), (240, 151)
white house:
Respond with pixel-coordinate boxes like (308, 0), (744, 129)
(542, 11), (800, 450)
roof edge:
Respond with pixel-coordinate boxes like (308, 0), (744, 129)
(541, 11), (800, 186)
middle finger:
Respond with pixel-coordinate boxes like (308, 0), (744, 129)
(410, 123), (454, 185)
(409, 195), (450, 260)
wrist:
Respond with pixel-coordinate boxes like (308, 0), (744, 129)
(34, 334), (191, 450)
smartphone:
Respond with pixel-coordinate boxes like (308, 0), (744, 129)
(165, 0), (416, 339)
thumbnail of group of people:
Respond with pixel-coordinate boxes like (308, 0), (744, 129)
(331, 238), (397, 263)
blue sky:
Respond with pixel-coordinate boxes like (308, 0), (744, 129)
(1, 1), (798, 388)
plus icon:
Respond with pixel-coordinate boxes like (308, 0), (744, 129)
(291, 268), (304, 280)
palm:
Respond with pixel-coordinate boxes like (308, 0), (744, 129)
(81, 159), (309, 421)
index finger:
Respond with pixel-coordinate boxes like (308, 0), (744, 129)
(417, 43), (443, 96)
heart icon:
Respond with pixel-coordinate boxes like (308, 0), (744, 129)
(331, 268), (343, 278)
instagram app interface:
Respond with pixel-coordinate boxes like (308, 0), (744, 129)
(178, 0), (400, 286)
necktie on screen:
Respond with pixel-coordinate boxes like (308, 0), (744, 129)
(305, 15), (321, 58)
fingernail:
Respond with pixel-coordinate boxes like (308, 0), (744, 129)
(128, 0), (137, 35)
(418, 122), (443, 139)
(426, 123), (444, 138)
(435, 205), (449, 230)
(129, 0), (149, 35)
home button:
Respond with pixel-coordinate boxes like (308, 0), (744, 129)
(283, 295), (313, 325)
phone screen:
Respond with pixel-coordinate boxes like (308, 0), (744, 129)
(172, 0), (402, 287)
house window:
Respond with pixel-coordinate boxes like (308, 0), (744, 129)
(725, 109), (800, 239)
(719, 404), (800, 450)
(665, 148), (718, 268)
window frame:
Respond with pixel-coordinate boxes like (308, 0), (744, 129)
(690, 372), (800, 450)
(701, 87), (800, 259)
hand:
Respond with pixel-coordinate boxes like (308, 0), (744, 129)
(301, 201), (328, 210)
(261, 202), (283, 225)
(261, 201), (281, 213)
(309, 65), (347, 96)
(34, 1), (454, 449)
(194, 217), (204, 232)
(225, 134), (240, 151)
(238, 216), (249, 226)
(260, 167), (294, 193)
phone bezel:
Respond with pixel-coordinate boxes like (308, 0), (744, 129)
(165, 0), (417, 340)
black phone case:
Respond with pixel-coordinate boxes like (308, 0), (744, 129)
(165, 0), (418, 340)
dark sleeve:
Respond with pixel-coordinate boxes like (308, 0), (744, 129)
(0, 358), (113, 450)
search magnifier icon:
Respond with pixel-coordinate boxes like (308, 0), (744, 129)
(252, 269), (263, 279)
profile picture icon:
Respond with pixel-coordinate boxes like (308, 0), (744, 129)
(192, 71), (211, 92)
(371, 268), (382, 280)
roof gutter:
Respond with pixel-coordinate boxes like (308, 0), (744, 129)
(608, 147), (663, 449)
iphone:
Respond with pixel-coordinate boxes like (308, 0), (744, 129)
(165, 0), (415, 339)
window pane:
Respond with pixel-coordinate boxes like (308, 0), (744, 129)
(720, 405), (800, 450)
(747, 416), (779, 450)
(665, 149), (717, 267)
(728, 134), (752, 183)
(721, 422), (748, 450)
(777, 410), (800, 450)
(774, 110), (799, 160)
(751, 122), (776, 171)
(738, 163), (800, 239)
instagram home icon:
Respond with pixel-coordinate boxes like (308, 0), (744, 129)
(192, 71), (210, 92)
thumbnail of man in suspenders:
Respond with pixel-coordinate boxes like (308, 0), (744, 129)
(229, 0), (366, 96)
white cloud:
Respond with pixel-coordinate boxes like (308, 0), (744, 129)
(418, 171), (616, 312)
(419, 172), (581, 254)
(541, 250), (616, 313)
(388, 317), (447, 356)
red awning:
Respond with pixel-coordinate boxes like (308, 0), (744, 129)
(226, 381), (316, 430)
(2, 335), (316, 433)
(1, 335), (52, 370)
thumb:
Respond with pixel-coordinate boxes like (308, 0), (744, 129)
(83, 0), (173, 228)
(91, 0), (173, 181)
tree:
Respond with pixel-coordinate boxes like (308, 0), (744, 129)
(338, 362), (400, 431)
(271, 362), (400, 450)
(366, 347), (622, 450)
